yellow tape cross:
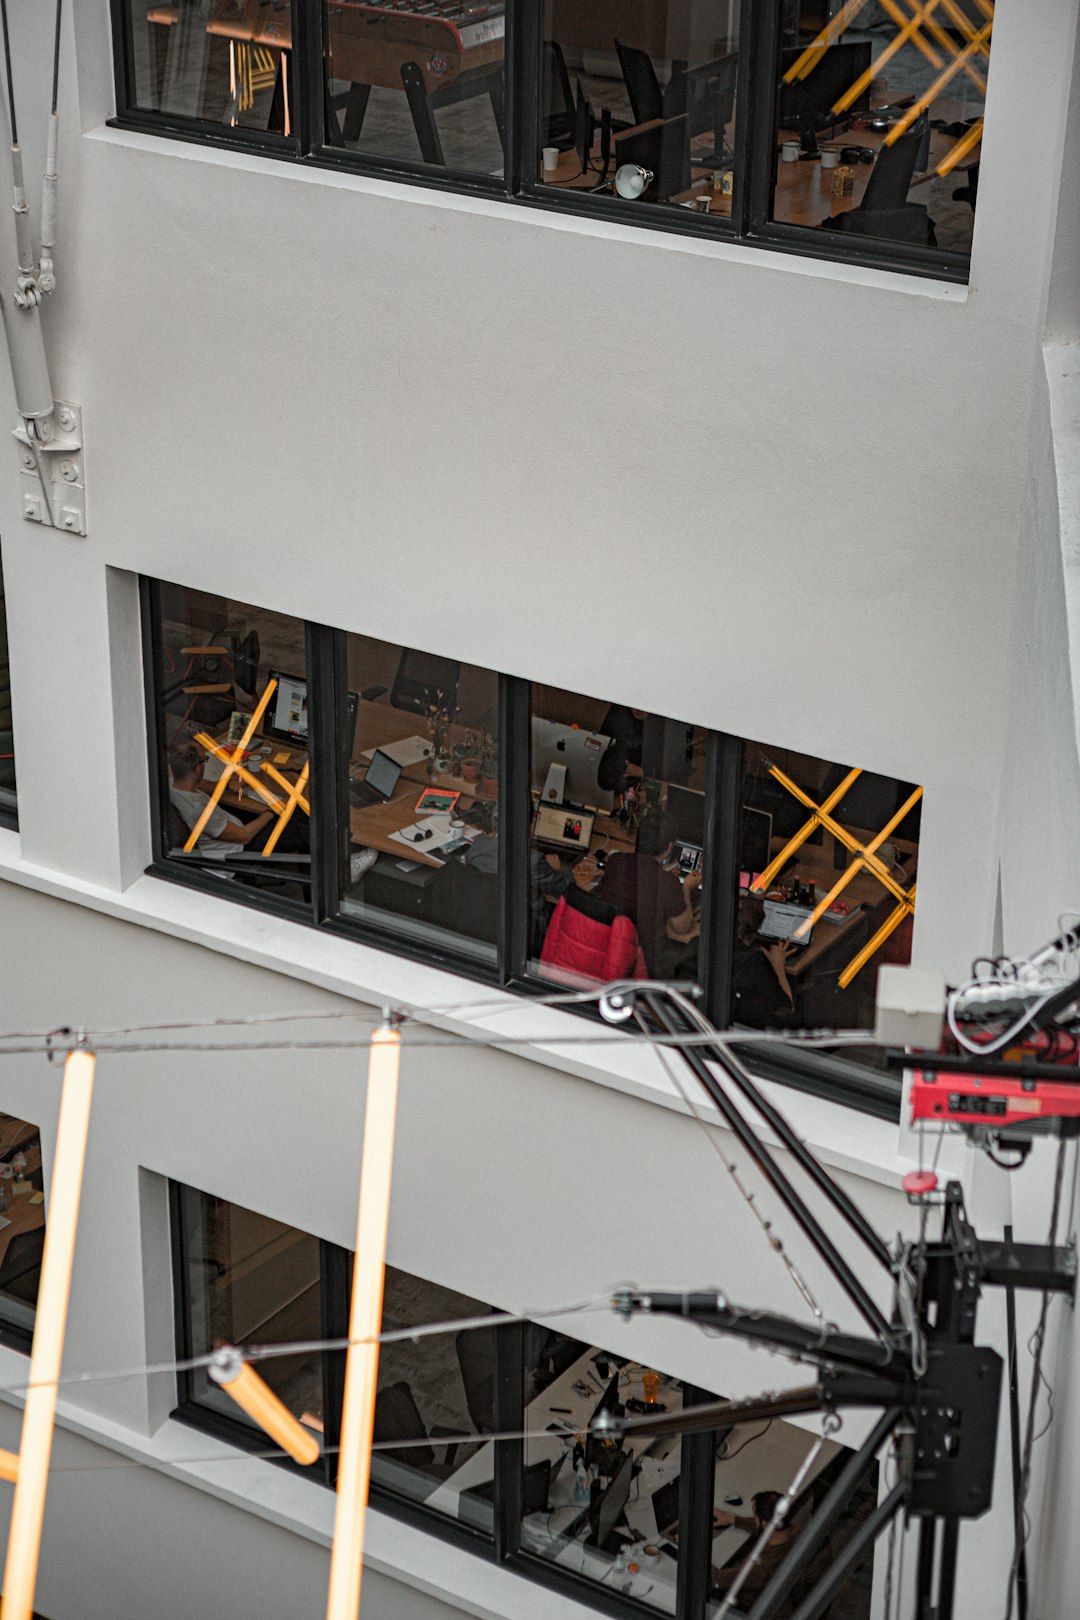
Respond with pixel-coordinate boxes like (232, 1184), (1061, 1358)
(751, 765), (921, 985)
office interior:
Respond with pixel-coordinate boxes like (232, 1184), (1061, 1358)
(0, 1113), (45, 1342)
(0, 550), (14, 819)
(123, 0), (986, 257)
(173, 1185), (875, 1616)
(150, 580), (920, 1038)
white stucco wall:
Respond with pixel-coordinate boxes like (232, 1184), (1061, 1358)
(0, 0), (1076, 1614)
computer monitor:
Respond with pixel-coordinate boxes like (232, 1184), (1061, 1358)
(666, 784), (705, 844)
(591, 1451), (634, 1551)
(652, 1477), (680, 1538)
(740, 804), (773, 874)
(533, 802), (596, 856)
(574, 79), (594, 174)
(778, 41), (872, 130)
(530, 720), (613, 810)
(683, 52), (738, 145)
(265, 670), (309, 743)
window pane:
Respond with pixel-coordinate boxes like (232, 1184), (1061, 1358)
(528, 685), (706, 988)
(769, 3), (990, 256)
(733, 741), (921, 1030)
(339, 636), (499, 963)
(372, 1266), (495, 1534)
(153, 583), (313, 904)
(522, 1331), (683, 1613)
(323, 0), (505, 178)
(708, 1416), (875, 1617)
(0, 550), (14, 819)
(0, 1115), (44, 1333)
(177, 1187), (328, 1446)
(536, 0), (739, 220)
(124, 1), (294, 133)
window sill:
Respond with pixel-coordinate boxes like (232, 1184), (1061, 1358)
(92, 119), (971, 303)
(0, 1347), (600, 1620)
(0, 827), (918, 1190)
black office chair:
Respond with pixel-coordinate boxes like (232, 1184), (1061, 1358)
(543, 40), (577, 149)
(861, 125), (923, 212)
(0, 1228), (45, 1303)
(819, 763), (922, 846)
(389, 649), (461, 716)
(615, 39), (664, 125)
(428, 861), (498, 947)
(372, 1381), (460, 1472)
(455, 1327), (496, 1434)
(829, 204), (937, 245)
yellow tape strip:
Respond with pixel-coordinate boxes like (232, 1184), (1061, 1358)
(831, 0), (943, 115)
(791, 785), (923, 941)
(194, 734), (285, 814)
(838, 884), (917, 988)
(261, 761), (311, 856)
(182, 682), (275, 851)
(751, 767), (862, 894)
(783, 0), (872, 83)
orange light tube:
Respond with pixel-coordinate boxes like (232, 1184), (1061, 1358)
(326, 1026), (402, 1620)
(751, 767), (862, 894)
(183, 679), (276, 851)
(0, 1048), (95, 1620)
(209, 1352), (320, 1466)
(194, 733), (286, 815)
(783, 0), (871, 83)
(838, 884), (917, 988)
(791, 785), (923, 941)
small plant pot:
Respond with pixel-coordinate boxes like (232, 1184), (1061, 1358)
(462, 762), (479, 783)
(481, 776), (498, 799)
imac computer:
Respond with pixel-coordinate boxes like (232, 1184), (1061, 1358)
(530, 720), (614, 809)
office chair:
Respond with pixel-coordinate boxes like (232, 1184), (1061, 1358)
(372, 1380), (460, 1472)
(543, 40), (576, 149)
(615, 40), (664, 126)
(824, 203), (937, 246)
(455, 1327), (496, 1434)
(389, 648), (461, 716)
(860, 124), (923, 212)
(539, 888), (648, 987)
(0, 1228), (45, 1303)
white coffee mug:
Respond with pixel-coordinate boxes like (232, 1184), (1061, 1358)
(781, 140), (799, 162)
(542, 146), (560, 172)
(820, 148), (839, 169)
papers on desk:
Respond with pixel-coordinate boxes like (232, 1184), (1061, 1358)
(0, 1216), (11, 1232)
(362, 734), (432, 769)
(388, 814), (465, 857)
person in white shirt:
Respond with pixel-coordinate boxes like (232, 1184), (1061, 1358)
(168, 740), (306, 855)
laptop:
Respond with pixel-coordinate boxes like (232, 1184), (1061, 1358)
(350, 749), (403, 808)
(669, 841), (702, 883)
(759, 899), (814, 947)
(651, 1477), (680, 1539)
(532, 801), (596, 857)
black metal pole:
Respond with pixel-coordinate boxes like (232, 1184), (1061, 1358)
(640, 990), (897, 1343)
(915, 1518), (936, 1618)
(787, 1479), (909, 1620)
(746, 1408), (901, 1620)
(937, 1520), (959, 1620)
(1003, 1223), (1028, 1620)
(634, 1289), (900, 1374)
(707, 1037), (894, 1272)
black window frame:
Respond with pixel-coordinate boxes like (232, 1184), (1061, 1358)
(110, 0), (975, 283)
(170, 1179), (793, 1620)
(141, 575), (904, 1120)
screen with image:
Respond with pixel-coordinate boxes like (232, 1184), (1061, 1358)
(268, 671), (309, 741)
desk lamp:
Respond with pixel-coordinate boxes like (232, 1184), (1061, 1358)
(595, 164), (654, 200)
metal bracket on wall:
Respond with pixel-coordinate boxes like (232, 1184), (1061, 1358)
(14, 400), (85, 535)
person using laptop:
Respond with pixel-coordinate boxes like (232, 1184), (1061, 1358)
(731, 895), (796, 1027)
(169, 739), (374, 882)
(711, 1490), (800, 1611)
(599, 809), (699, 976)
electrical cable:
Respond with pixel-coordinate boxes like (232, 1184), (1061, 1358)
(717, 1418), (772, 1460)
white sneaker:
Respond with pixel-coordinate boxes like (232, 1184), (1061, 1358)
(349, 848), (378, 885)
